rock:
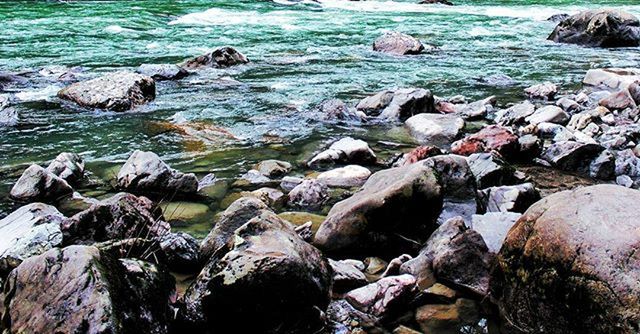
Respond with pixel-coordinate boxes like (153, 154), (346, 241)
(0, 203), (64, 274)
(599, 89), (637, 110)
(308, 137), (377, 168)
(415, 298), (480, 334)
(288, 179), (329, 210)
(548, 9), (640, 47)
(492, 185), (640, 333)
(373, 31), (424, 55)
(245, 187), (286, 209)
(400, 217), (492, 295)
(524, 82), (557, 100)
(0, 107), (18, 127)
(476, 74), (516, 87)
(326, 299), (379, 333)
(46, 152), (84, 184)
(470, 212), (521, 253)
(136, 63), (188, 81)
(556, 97), (581, 112)
(418, 0), (453, 5)
(547, 13), (570, 23)
(381, 254), (414, 278)
(356, 88), (435, 120)
(158, 231), (200, 273)
(255, 159), (292, 178)
(2, 245), (175, 333)
(330, 259), (368, 293)
(392, 325), (422, 334)
(525, 105), (569, 125)
(426, 155), (478, 225)
(450, 125), (519, 159)
(590, 150), (616, 180)
(317, 165), (371, 188)
(10, 164), (73, 203)
(405, 113), (465, 146)
(466, 153), (515, 188)
(480, 183), (540, 213)
(617, 174), (634, 187)
(181, 46), (249, 69)
(494, 100), (535, 126)
(281, 176), (304, 193)
(422, 283), (459, 303)
(455, 95), (496, 119)
(392, 145), (443, 167)
(615, 149), (640, 179)
(583, 68), (640, 90)
(541, 141), (604, 172)
(199, 197), (269, 261)
(314, 160), (442, 255)
(317, 98), (365, 122)
(117, 150), (198, 195)
(517, 134), (543, 159)
(58, 71), (155, 112)
(533, 122), (575, 142)
(236, 169), (273, 187)
(181, 211), (332, 333)
(345, 274), (417, 317)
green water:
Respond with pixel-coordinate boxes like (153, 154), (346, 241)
(1, 0), (639, 221)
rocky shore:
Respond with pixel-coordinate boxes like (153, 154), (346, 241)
(2, 7), (640, 334)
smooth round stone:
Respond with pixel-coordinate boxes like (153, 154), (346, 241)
(316, 165), (371, 188)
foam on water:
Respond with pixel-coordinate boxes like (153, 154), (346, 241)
(169, 8), (297, 27)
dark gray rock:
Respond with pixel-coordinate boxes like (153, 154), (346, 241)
(480, 183), (540, 213)
(10, 164), (74, 203)
(137, 64), (189, 81)
(590, 150), (616, 180)
(329, 259), (368, 293)
(541, 141), (604, 173)
(548, 9), (640, 47)
(356, 88), (434, 120)
(117, 150), (198, 195)
(466, 153), (515, 189)
(158, 231), (200, 273)
(46, 152), (85, 184)
(181, 46), (249, 69)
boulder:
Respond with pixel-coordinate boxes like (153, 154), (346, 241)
(314, 159), (443, 255)
(158, 231), (200, 273)
(556, 97), (581, 112)
(405, 113), (465, 146)
(117, 150), (198, 195)
(494, 100), (535, 126)
(10, 164), (73, 203)
(245, 187), (286, 209)
(255, 159), (292, 178)
(455, 95), (496, 119)
(200, 196), (269, 261)
(136, 63), (188, 81)
(317, 165), (371, 188)
(373, 31), (424, 55)
(329, 259), (368, 293)
(181, 46), (249, 69)
(345, 274), (417, 317)
(317, 98), (365, 122)
(480, 183), (540, 213)
(1, 245), (175, 334)
(541, 141), (604, 172)
(450, 125), (519, 159)
(58, 71), (155, 112)
(181, 211), (332, 333)
(288, 179), (329, 210)
(583, 68), (640, 90)
(308, 137), (377, 168)
(0, 203), (64, 274)
(517, 134), (543, 159)
(492, 185), (640, 333)
(61, 192), (168, 245)
(46, 152), (85, 184)
(466, 153), (515, 188)
(356, 88), (435, 120)
(547, 13), (570, 23)
(400, 217), (493, 295)
(590, 150), (616, 180)
(524, 82), (557, 100)
(470, 211), (521, 253)
(525, 105), (569, 125)
(600, 89), (637, 110)
(548, 9), (640, 47)
(356, 90), (395, 115)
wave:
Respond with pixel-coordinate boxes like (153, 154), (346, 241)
(169, 8), (296, 27)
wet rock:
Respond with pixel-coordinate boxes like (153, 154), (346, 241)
(480, 183), (540, 213)
(10, 164), (73, 203)
(450, 125), (519, 159)
(373, 31), (424, 55)
(517, 134), (543, 159)
(492, 185), (640, 333)
(326, 299), (379, 333)
(525, 105), (569, 125)
(556, 97), (581, 112)
(356, 90), (395, 115)
(400, 217), (492, 296)
(548, 9), (640, 47)
(280, 176), (304, 192)
(46, 152), (84, 184)
(58, 71), (155, 112)
(255, 159), (292, 178)
(236, 169), (274, 187)
(136, 63), (188, 81)
(421, 283), (459, 304)
(317, 98), (365, 122)
(158, 231), (200, 273)
(541, 141), (604, 172)
(181, 46), (249, 69)
(0, 107), (18, 127)
(330, 259), (368, 293)
(0, 203), (64, 274)
(476, 74), (516, 87)
(405, 113), (465, 146)
(599, 89), (637, 110)
(392, 145), (443, 167)
(589, 150), (616, 180)
(181, 211), (332, 333)
(61, 192), (168, 245)
(345, 274), (417, 318)
(356, 88), (435, 120)
(470, 211), (521, 253)
(524, 82), (557, 100)
(547, 13), (570, 23)
(583, 68), (640, 91)
(314, 160), (442, 255)
(317, 165), (371, 188)
(425, 155), (478, 225)
(117, 150), (198, 195)
(466, 153), (515, 188)
(494, 100), (535, 126)
(455, 95), (496, 119)
(200, 196), (269, 261)
(415, 298), (481, 333)
(2, 245), (175, 334)
(308, 137), (377, 168)
(288, 179), (329, 210)
(245, 187), (286, 209)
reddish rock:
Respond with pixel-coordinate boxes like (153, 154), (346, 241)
(599, 89), (637, 110)
(436, 101), (457, 114)
(395, 146), (443, 166)
(451, 125), (519, 159)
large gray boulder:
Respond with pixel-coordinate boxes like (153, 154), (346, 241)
(10, 164), (74, 203)
(314, 159), (443, 255)
(405, 113), (465, 146)
(117, 150), (198, 195)
(58, 71), (155, 112)
(492, 185), (640, 333)
(548, 9), (640, 47)
(373, 31), (424, 55)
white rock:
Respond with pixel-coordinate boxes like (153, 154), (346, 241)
(317, 165), (371, 188)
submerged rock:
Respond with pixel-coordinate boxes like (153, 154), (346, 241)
(492, 185), (640, 333)
(548, 9), (640, 47)
(308, 137), (377, 168)
(46, 152), (85, 184)
(136, 63), (189, 81)
(58, 71), (155, 112)
(317, 98), (366, 122)
(415, 298), (481, 333)
(405, 113), (465, 146)
(373, 31), (425, 55)
(117, 150), (198, 195)
(181, 46), (249, 69)
(10, 164), (74, 203)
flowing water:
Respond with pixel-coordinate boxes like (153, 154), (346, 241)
(1, 0), (639, 228)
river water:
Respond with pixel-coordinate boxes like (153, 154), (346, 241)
(1, 0), (639, 225)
